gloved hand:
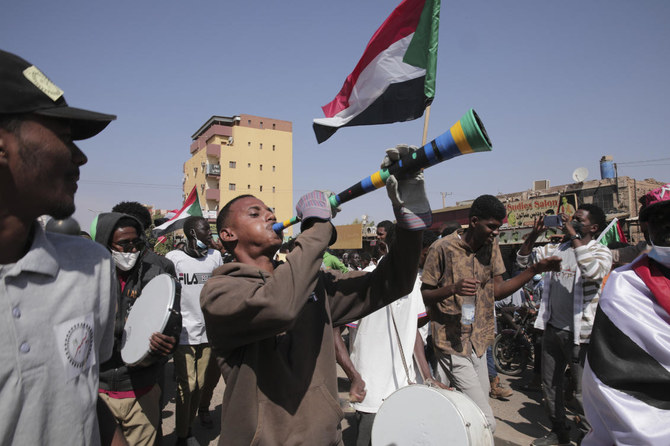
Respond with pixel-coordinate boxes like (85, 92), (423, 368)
(382, 144), (432, 230)
(296, 190), (340, 223)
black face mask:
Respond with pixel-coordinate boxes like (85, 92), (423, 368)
(571, 220), (591, 238)
(570, 220), (583, 233)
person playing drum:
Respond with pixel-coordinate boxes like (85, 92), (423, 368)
(94, 212), (179, 446)
(200, 145), (430, 445)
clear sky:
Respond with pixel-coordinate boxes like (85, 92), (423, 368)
(3, 0), (669, 233)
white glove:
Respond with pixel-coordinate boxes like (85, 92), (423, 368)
(382, 144), (432, 230)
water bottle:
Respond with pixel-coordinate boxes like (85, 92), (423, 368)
(461, 296), (476, 325)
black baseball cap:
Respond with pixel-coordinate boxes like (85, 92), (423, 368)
(0, 49), (116, 140)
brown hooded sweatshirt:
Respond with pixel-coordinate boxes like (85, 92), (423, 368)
(201, 222), (422, 445)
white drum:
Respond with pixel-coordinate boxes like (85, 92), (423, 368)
(121, 274), (181, 367)
(372, 385), (494, 446)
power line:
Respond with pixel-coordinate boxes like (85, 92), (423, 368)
(80, 180), (182, 189)
(616, 163), (670, 168)
(616, 157), (670, 165)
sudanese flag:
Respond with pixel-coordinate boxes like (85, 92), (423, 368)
(152, 186), (203, 237)
(313, 0), (440, 143)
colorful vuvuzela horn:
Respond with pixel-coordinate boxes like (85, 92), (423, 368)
(273, 109), (493, 232)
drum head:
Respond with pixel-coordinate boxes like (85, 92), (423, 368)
(121, 274), (176, 366)
(372, 385), (494, 446)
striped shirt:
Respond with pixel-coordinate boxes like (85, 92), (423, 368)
(517, 239), (611, 344)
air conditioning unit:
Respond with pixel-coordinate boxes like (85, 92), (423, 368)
(227, 136), (234, 145)
(533, 180), (550, 191)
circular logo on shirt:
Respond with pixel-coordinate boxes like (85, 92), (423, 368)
(64, 322), (93, 368)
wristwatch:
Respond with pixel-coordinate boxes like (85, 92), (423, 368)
(570, 233), (582, 241)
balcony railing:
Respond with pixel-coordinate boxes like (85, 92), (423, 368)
(206, 163), (221, 176)
(206, 144), (220, 158)
(206, 188), (220, 202)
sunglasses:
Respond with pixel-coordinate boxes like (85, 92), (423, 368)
(113, 238), (145, 252)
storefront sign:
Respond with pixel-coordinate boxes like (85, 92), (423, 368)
(504, 194), (577, 228)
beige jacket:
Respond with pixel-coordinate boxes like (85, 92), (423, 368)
(201, 222), (422, 446)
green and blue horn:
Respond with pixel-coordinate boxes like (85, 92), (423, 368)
(273, 109), (492, 232)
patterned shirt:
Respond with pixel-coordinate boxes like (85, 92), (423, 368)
(421, 229), (506, 357)
(518, 239), (612, 344)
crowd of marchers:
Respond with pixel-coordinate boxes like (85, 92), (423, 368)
(2, 48), (669, 446)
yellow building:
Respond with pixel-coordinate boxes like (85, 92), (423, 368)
(183, 114), (293, 234)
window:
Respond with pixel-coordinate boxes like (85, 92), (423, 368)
(247, 185), (251, 189)
(272, 165), (275, 172)
(247, 119), (251, 125)
(260, 185), (263, 192)
(272, 145), (276, 151)
(247, 163), (251, 168)
(247, 141), (251, 147)
(272, 123), (276, 130)
(260, 164), (263, 171)
(229, 161), (236, 168)
(229, 183), (236, 191)
(592, 187), (615, 213)
(260, 121), (263, 129)
(272, 186), (275, 193)
(259, 143), (263, 150)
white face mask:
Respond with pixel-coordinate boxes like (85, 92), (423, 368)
(648, 242), (670, 268)
(112, 250), (140, 271)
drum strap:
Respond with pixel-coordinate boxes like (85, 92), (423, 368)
(390, 308), (427, 386)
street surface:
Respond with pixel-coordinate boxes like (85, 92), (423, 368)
(160, 361), (583, 445)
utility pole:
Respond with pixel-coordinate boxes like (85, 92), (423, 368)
(440, 192), (453, 208)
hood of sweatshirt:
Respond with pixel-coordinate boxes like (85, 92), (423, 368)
(94, 212), (143, 248)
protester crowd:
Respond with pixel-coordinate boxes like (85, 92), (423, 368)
(2, 48), (669, 446)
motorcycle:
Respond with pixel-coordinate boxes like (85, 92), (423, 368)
(493, 298), (538, 376)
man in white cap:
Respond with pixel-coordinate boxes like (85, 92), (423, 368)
(0, 49), (118, 445)
(582, 183), (670, 445)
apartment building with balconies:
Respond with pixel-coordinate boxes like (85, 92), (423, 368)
(183, 114), (293, 233)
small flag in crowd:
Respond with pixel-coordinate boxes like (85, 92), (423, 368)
(597, 217), (628, 246)
(152, 186), (203, 237)
(313, 0), (441, 143)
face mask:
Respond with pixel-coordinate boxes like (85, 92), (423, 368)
(648, 242), (670, 268)
(112, 250), (140, 271)
(196, 239), (208, 250)
(570, 220), (584, 234)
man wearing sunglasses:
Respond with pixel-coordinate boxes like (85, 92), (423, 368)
(94, 212), (179, 446)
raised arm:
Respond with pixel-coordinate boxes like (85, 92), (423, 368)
(517, 217), (557, 269)
(328, 144), (431, 325)
(201, 221), (332, 351)
(327, 226), (423, 326)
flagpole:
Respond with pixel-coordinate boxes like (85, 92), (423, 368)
(421, 105), (431, 145)
(596, 217), (618, 243)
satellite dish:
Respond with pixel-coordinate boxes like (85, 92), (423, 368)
(572, 167), (588, 183)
